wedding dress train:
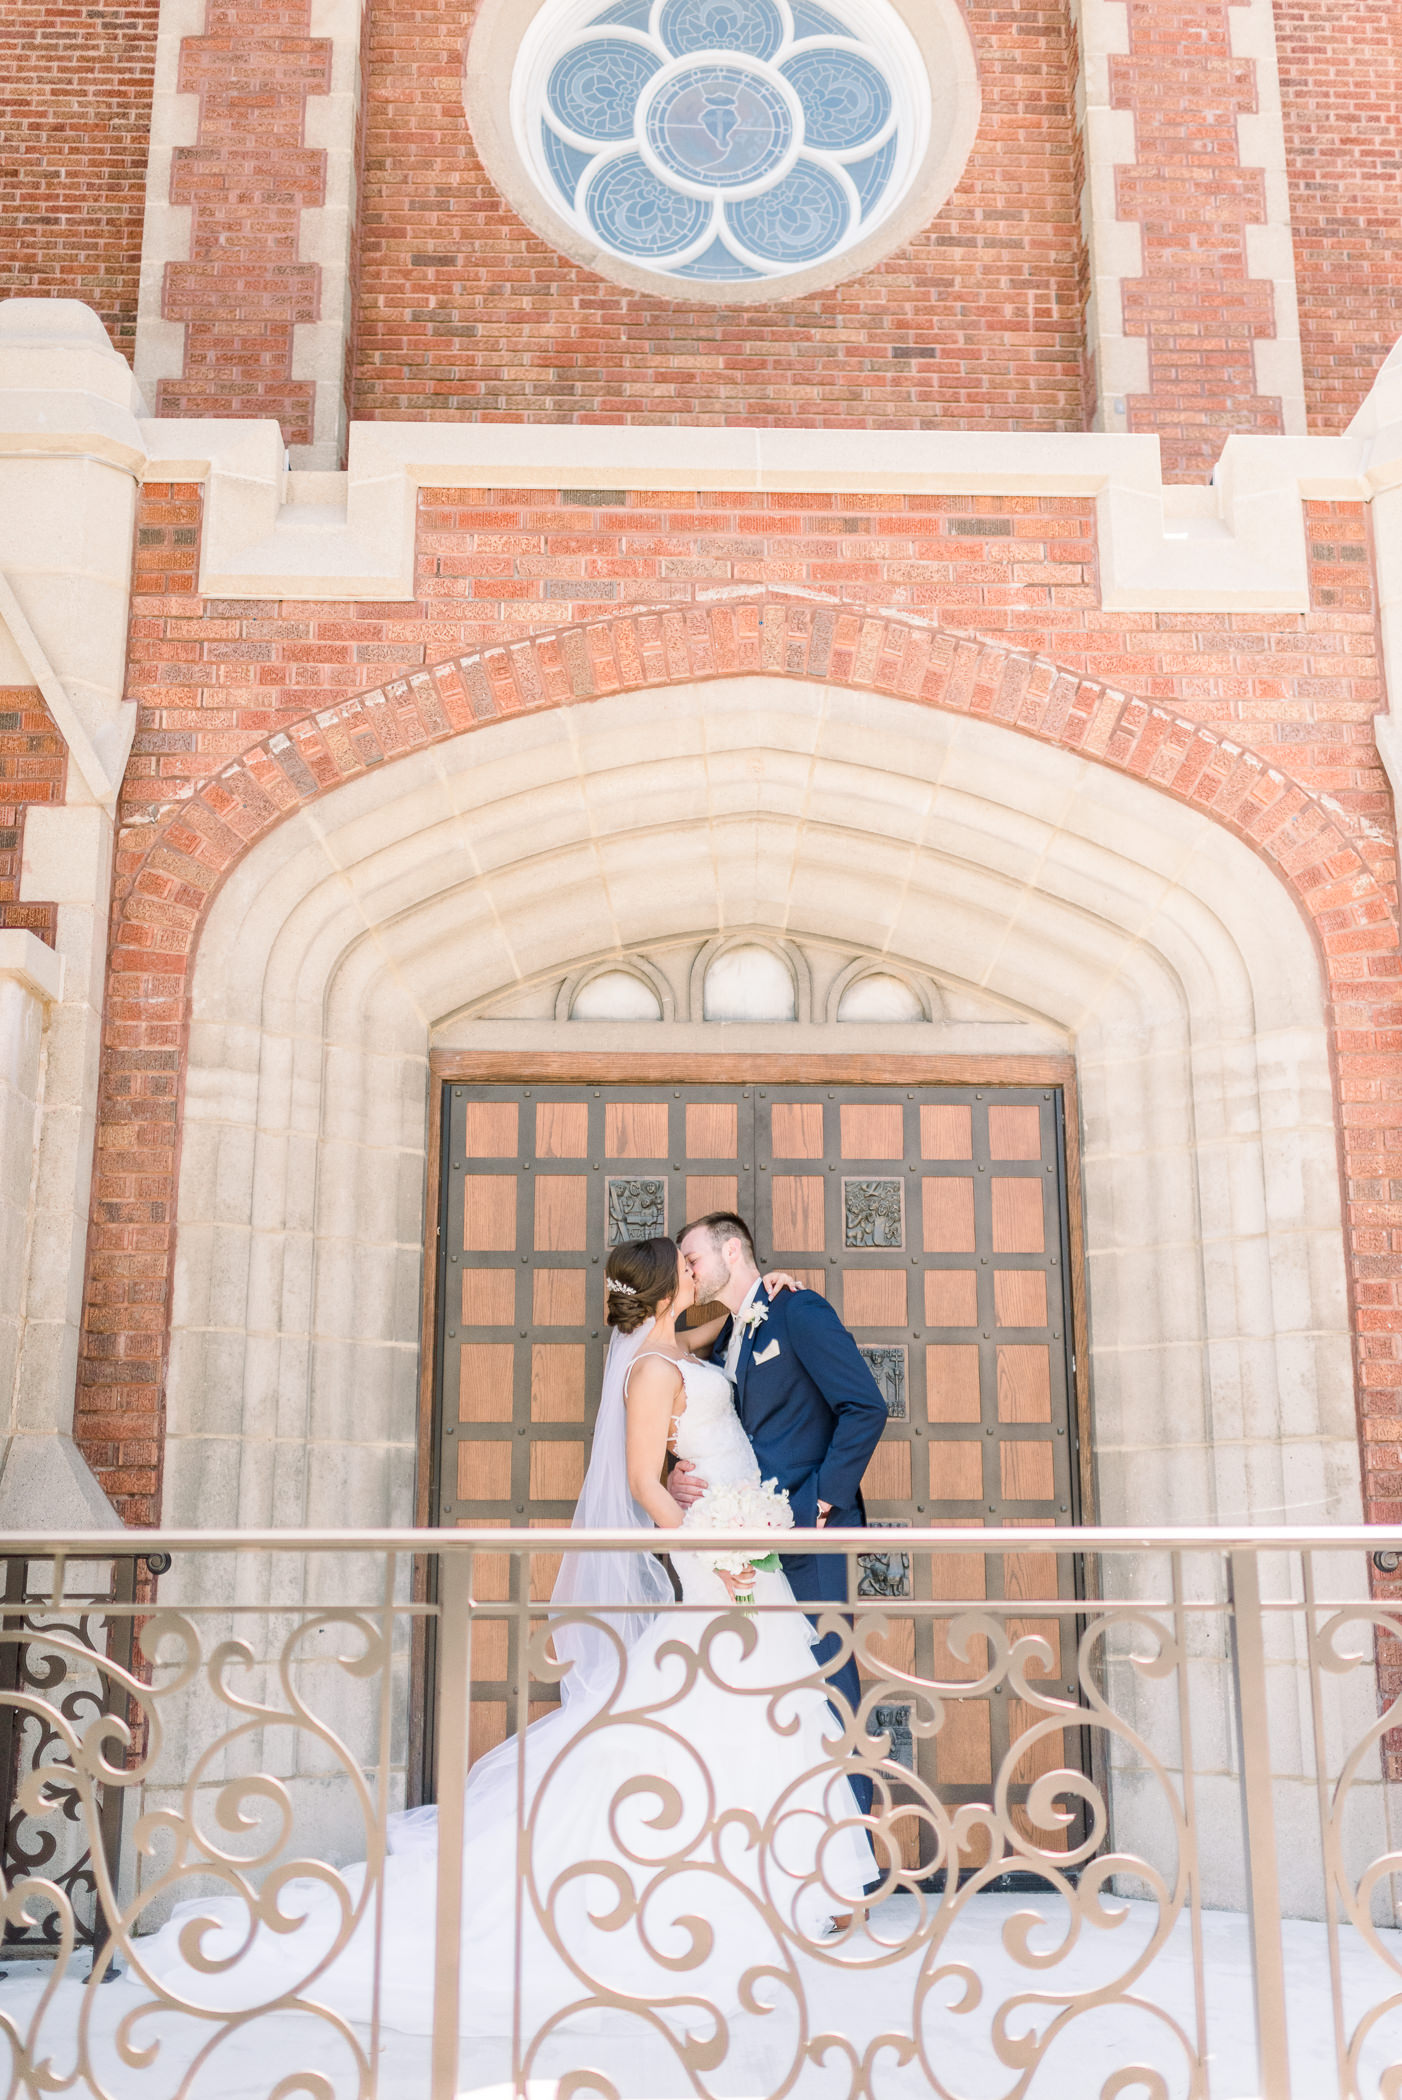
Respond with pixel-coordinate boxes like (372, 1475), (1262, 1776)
(136, 1350), (875, 2073)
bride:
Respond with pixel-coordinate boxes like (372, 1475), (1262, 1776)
(134, 1236), (876, 2063)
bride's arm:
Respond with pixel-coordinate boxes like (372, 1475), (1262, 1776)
(676, 1309), (727, 1355)
(676, 1272), (805, 1355)
(624, 1357), (686, 1532)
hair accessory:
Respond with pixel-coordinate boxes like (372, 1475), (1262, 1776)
(605, 1278), (637, 1297)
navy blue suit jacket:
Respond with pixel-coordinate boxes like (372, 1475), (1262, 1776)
(718, 1286), (887, 1530)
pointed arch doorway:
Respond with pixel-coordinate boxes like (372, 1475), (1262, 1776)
(160, 670), (1366, 1902)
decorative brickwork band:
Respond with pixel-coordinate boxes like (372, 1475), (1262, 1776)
(81, 599), (1395, 1525)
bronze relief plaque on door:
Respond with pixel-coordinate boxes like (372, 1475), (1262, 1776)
(428, 1077), (1086, 1867)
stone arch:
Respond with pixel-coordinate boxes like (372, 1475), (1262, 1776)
(77, 599), (1393, 1524)
(115, 665), (1386, 1921)
(555, 954), (675, 1022)
(825, 956), (935, 1023)
(689, 933), (811, 1023)
(148, 670), (1359, 1526)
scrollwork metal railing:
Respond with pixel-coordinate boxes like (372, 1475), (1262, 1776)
(0, 1527), (1397, 2100)
(0, 1553), (170, 1965)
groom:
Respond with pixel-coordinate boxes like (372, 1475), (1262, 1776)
(674, 1210), (888, 1812)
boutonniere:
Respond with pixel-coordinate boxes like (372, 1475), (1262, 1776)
(738, 1301), (769, 1337)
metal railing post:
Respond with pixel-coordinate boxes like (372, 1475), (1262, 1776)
(1229, 1548), (1293, 2100)
(430, 1547), (473, 2100)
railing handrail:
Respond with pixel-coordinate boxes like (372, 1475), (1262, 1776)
(4, 1523), (1401, 1553)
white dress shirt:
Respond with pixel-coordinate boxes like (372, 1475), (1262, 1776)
(723, 1276), (763, 1383)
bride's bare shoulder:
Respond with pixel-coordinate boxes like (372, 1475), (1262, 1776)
(623, 1349), (687, 1402)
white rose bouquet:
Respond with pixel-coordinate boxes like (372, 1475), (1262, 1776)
(681, 1477), (794, 1606)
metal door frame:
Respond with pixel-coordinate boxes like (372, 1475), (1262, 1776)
(409, 1053), (1093, 1808)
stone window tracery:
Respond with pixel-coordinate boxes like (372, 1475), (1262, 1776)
(516, 0), (928, 287)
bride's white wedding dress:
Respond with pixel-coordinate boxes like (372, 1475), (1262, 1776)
(137, 1349), (875, 2065)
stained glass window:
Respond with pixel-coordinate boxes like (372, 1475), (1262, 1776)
(515, 0), (926, 287)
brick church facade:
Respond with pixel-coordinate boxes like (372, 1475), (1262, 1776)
(3, 0), (1402, 1839)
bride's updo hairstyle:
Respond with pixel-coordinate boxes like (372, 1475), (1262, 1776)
(604, 1237), (679, 1334)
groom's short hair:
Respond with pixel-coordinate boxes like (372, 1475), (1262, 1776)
(680, 1210), (756, 1263)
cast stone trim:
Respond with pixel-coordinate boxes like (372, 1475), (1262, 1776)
(140, 412), (1379, 611)
(0, 570), (133, 810)
(0, 302), (144, 805)
(294, 0), (368, 468)
(0, 930), (63, 1008)
(132, 0), (204, 403)
(556, 956), (677, 1023)
(689, 934), (811, 1024)
(1352, 343), (1402, 891)
(824, 956), (934, 1024)
(0, 925), (117, 1540)
(1228, 0), (1307, 435)
(1070, 0), (1145, 431)
(0, 304), (142, 1531)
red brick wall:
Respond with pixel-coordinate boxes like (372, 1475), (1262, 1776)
(155, 0), (331, 445)
(81, 479), (1396, 1525)
(0, 693), (65, 946)
(0, 0), (159, 357)
(351, 0), (1087, 431)
(118, 490), (1388, 821)
(1275, 0), (1402, 435)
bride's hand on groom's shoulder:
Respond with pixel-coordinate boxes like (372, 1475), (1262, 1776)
(761, 1270), (803, 1296)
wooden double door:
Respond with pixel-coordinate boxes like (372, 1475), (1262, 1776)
(424, 1067), (1088, 1863)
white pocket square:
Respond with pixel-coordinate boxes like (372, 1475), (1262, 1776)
(751, 1338), (781, 1365)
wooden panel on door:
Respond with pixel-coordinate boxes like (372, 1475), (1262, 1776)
(772, 1175), (825, 1250)
(843, 1270), (906, 1326)
(770, 1102), (824, 1157)
(1000, 1440), (1056, 1503)
(464, 1101), (518, 1157)
(530, 1440), (586, 1503)
(463, 1268), (516, 1326)
(926, 1345), (981, 1422)
(535, 1101), (588, 1157)
(469, 1703), (508, 1767)
(463, 1177), (517, 1250)
(457, 1439), (511, 1501)
(531, 1344), (586, 1421)
(840, 1102), (903, 1158)
(528, 1516), (565, 1603)
(996, 1345), (1052, 1423)
(863, 1439), (912, 1502)
(925, 1270), (978, 1327)
(458, 1344), (514, 1422)
(987, 1105), (1042, 1160)
(686, 1176), (738, 1218)
(921, 1104), (972, 1159)
(606, 1101), (668, 1157)
(928, 1441), (984, 1503)
(535, 1176), (588, 1250)
(687, 1102), (737, 1156)
(922, 1178), (976, 1252)
(994, 1269), (1048, 1327)
(991, 1178), (1045, 1253)
(533, 1269), (586, 1326)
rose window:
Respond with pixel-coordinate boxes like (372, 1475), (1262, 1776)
(513, 0), (930, 286)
